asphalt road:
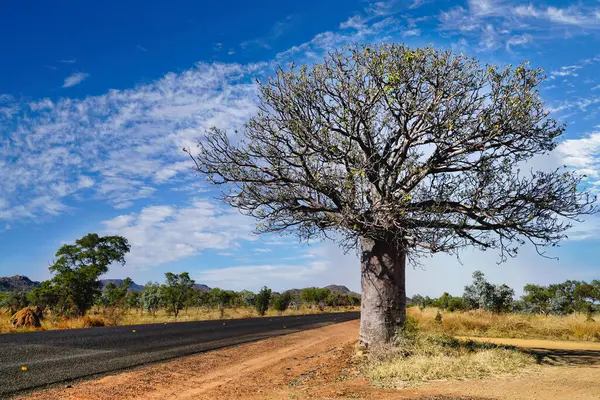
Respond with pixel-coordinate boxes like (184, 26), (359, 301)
(0, 312), (359, 398)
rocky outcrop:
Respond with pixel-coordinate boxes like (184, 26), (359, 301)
(0, 276), (41, 292)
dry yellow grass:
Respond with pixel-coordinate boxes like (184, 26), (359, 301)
(364, 330), (536, 388)
(408, 307), (600, 342)
(0, 305), (359, 333)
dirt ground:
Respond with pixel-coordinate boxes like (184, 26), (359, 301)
(18, 320), (600, 400)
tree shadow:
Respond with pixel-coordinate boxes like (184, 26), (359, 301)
(445, 338), (600, 367)
(524, 348), (600, 366)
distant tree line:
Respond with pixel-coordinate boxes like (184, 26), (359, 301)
(0, 234), (360, 319)
(411, 271), (600, 316)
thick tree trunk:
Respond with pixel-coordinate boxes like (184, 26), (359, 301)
(359, 237), (406, 347)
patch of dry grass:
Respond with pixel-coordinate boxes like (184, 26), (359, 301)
(408, 307), (600, 342)
(0, 305), (359, 333)
(363, 329), (536, 388)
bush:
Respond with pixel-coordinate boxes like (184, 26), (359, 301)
(255, 286), (271, 316)
(83, 315), (106, 327)
(273, 292), (291, 315)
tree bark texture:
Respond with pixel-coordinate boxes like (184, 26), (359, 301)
(359, 237), (406, 347)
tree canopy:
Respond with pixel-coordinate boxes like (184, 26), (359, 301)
(189, 43), (596, 261)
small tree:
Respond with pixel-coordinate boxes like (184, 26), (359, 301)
(300, 287), (318, 307)
(522, 284), (551, 314)
(209, 288), (234, 310)
(162, 272), (195, 318)
(289, 293), (302, 310)
(125, 290), (141, 311)
(315, 288), (330, 311)
(0, 291), (29, 314)
(410, 294), (425, 307)
(255, 286), (271, 316)
(103, 278), (133, 308)
(447, 296), (466, 312)
(238, 290), (256, 307)
(28, 281), (61, 313)
(463, 271), (514, 313)
(348, 295), (361, 307)
(273, 292), (292, 315)
(189, 44), (597, 346)
(141, 282), (162, 315)
(47, 233), (130, 316)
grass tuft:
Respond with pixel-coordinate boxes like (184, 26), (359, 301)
(363, 329), (536, 388)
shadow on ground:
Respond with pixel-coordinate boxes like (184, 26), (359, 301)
(458, 338), (600, 367)
(526, 348), (600, 366)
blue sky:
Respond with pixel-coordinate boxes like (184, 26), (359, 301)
(1, 0), (600, 296)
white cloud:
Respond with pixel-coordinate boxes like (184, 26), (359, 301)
(401, 28), (421, 37)
(547, 96), (600, 114)
(410, 0), (431, 9)
(102, 200), (256, 269)
(557, 130), (600, 180)
(506, 34), (532, 50)
(440, 1), (600, 51)
(340, 15), (367, 30)
(62, 72), (90, 88)
(514, 4), (600, 26)
(29, 99), (54, 111)
(549, 65), (583, 80)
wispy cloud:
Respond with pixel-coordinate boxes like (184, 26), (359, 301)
(514, 4), (600, 26)
(62, 72), (89, 88)
(102, 200), (255, 269)
(505, 34), (532, 51)
(410, 0), (432, 9)
(1, 63), (264, 222)
(557, 130), (600, 190)
(549, 65), (582, 80)
(401, 28), (421, 37)
(241, 15), (295, 50)
(59, 59), (76, 64)
(439, 0), (600, 50)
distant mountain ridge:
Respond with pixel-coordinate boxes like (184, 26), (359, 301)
(99, 279), (212, 292)
(0, 275), (358, 296)
(285, 285), (361, 297)
(99, 279), (145, 292)
(0, 275), (41, 292)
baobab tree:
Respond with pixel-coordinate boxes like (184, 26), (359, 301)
(187, 44), (596, 347)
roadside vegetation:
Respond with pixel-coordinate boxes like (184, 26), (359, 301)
(408, 308), (600, 342)
(408, 270), (600, 342)
(0, 234), (360, 333)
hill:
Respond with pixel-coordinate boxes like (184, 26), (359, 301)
(99, 279), (212, 292)
(193, 284), (211, 292)
(0, 275), (41, 292)
(99, 279), (145, 292)
(285, 285), (361, 297)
